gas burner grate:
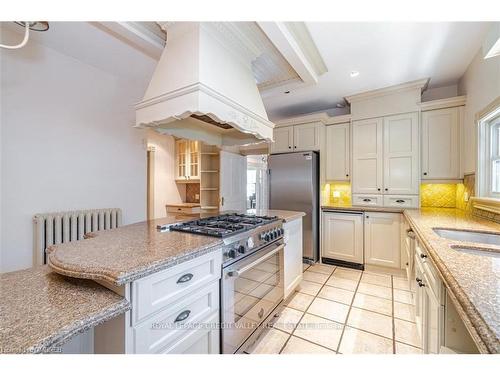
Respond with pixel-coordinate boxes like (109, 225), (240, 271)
(168, 213), (279, 238)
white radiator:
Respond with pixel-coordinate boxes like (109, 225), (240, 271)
(33, 208), (122, 265)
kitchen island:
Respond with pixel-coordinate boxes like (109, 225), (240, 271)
(33, 210), (304, 354)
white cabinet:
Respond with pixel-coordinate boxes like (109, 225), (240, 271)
(271, 126), (294, 153)
(364, 212), (401, 268)
(352, 118), (383, 194)
(352, 113), (419, 199)
(271, 123), (322, 153)
(175, 140), (200, 182)
(383, 113), (419, 195)
(293, 123), (322, 151)
(421, 107), (461, 180)
(283, 217), (303, 298)
(322, 211), (364, 264)
(326, 123), (350, 181)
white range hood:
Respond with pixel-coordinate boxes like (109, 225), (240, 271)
(134, 22), (275, 146)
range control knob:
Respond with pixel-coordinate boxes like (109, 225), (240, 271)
(270, 231), (276, 240)
(238, 245), (246, 254)
(227, 249), (237, 259)
(265, 233), (270, 241)
(279, 228), (284, 236)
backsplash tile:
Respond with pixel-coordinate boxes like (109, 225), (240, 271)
(322, 183), (352, 205)
(420, 184), (457, 208)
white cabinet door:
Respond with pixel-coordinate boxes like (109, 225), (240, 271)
(293, 123), (322, 151)
(364, 212), (401, 268)
(270, 126), (294, 154)
(424, 283), (442, 354)
(352, 118), (383, 194)
(422, 107), (461, 179)
(284, 217), (303, 298)
(322, 212), (363, 264)
(383, 113), (419, 195)
(219, 151), (247, 211)
(326, 123), (350, 181)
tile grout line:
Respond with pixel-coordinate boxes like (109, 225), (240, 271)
(277, 266), (336, 354)
(391, 275), (396, 354)
(334, 270), (363, 353)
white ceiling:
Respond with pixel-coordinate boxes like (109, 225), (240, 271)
(263, 22), (492, 121)
(2, 21), (492, 122)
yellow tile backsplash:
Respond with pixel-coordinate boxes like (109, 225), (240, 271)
(420, 184), (457, 208)
(322, 183), (352, 205)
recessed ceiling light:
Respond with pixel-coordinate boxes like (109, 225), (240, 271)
(350, 71), (360, 78)
(284, 90), (291, 94)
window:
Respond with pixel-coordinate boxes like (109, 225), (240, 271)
(478, 103), (500, 198)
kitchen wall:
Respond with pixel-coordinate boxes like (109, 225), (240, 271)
(421, 84), (458, 102)
(146, 130), (185, 218)
(0, 27), (149, 272)
(458, 47), (500, 174)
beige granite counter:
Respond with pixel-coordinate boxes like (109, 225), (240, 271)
(322, 204), (404, 213)
(0, 266), (129, 354)
(246, 209), (306, 222)
(48, 211), (304, 286)
(47, 217), (223, 286)
(404, 208), (500, 353)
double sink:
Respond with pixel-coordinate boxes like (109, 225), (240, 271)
(433, 228), (500, 258)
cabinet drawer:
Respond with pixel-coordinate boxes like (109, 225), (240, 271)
(159, 313), (220, 354)
(132, 251), (222, 323)
(133, 280), (219, 354)
(415, 243), (441, 299)
(352, 194), (383, 207)
(166, 205), (201, 215)
(383, 195), (419, 208)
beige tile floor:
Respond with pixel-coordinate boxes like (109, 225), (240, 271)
(247, 263), (423, 354)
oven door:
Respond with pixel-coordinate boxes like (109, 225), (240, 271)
(221, 240), (284, 354)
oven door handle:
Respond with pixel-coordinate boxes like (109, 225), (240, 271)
(226, 243), (284, 277)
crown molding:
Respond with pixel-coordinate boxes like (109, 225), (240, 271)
(420, 95), (467, 111)
(345, 78), (430, 104)
(275, 112), (351, 127)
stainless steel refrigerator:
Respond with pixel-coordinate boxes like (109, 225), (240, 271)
(268, 151), (319, 262)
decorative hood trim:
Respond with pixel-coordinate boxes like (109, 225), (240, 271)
(134, 22), (275, 146)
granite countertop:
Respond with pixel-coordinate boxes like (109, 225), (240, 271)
(404, 208), (500, 353)
(246, 209), (306, 222)
(322, 204), (404, 213)
(47, 217), (223, 286)
(47, 210), (305, 286)
(0, 266), (130, 354)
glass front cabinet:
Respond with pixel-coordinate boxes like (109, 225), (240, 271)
(176, 140), (200, 182)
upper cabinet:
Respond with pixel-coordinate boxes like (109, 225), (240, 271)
(175, 140), (200, 182)
(421, 106), (462, 180)
(383, 112), (419, 195)
(352, 112), (419, 196)
(325, 123), (350, 181)
(270, 122), (322, 154)
(352, 117), (384, 194)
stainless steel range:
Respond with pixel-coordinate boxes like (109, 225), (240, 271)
(169, 213), (285, 353)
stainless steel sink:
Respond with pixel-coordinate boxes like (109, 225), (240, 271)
(433, 228), (500, 246)
(450, 245), (500, 258)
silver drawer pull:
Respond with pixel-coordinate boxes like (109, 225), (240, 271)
(363, 198), (371, 202)
(396, 199), (405, 203)
(177, 273), (194, 284)
(174, 310), (191, 323)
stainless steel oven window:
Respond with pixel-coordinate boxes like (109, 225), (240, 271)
(221, 241), (284, 354)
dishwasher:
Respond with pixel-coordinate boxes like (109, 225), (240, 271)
(321, 210), (364, 269)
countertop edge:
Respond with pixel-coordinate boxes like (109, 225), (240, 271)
(321, 205), (404, 214)
(403, 211), (498, 354)
(282, 212), (306, 222)
(25, 298), (131, 354)
(47, 242), (223, 286)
